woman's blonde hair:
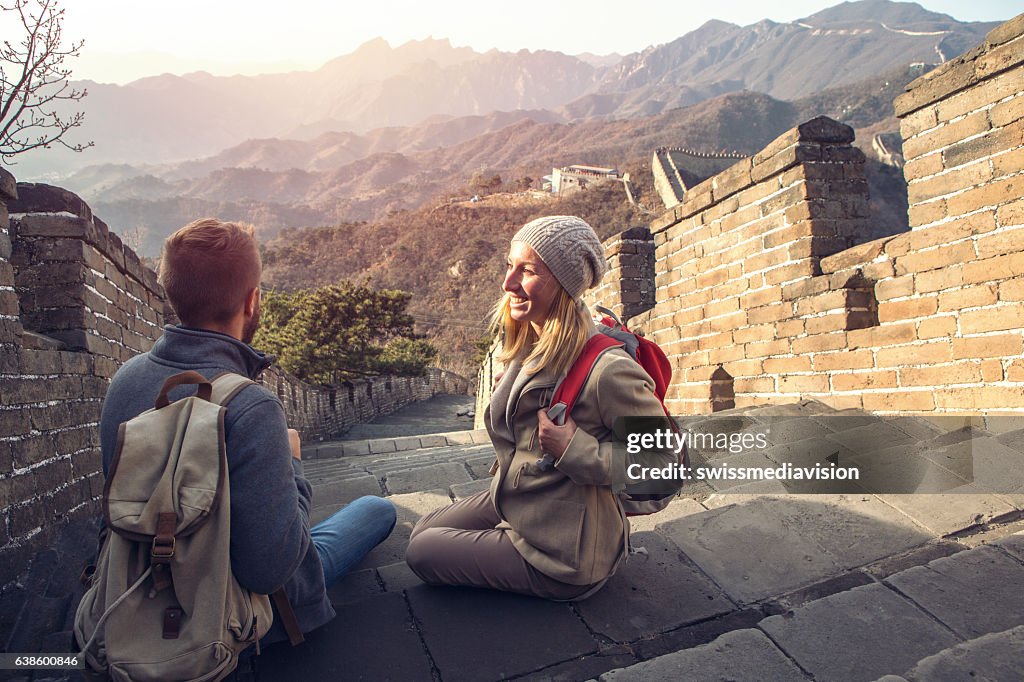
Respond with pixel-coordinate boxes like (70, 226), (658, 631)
(490, 286), (593, 378)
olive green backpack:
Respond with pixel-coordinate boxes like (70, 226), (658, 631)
(74, 371), (274, 682)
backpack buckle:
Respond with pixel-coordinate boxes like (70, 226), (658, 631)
(151, 535), (175, 563)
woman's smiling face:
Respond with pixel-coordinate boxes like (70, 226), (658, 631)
(503, 241), (560, 329)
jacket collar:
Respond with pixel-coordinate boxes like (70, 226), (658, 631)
(151, 325), (275, 380)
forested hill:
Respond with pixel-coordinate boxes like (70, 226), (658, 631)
(260, 183), (644, 376)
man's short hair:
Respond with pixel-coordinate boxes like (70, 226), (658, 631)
(158, 218), (262, 327)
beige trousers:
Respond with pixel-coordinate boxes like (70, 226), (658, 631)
(406, 490), (602, 601)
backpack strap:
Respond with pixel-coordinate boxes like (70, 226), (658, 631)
(210, 372), (306, 647)
(210, 372), (256, 407)
(550, 334), (624, 422)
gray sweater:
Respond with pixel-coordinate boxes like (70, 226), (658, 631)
(99, 325), (334, 644)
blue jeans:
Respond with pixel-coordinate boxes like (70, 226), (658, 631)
(311, 495), (397, 588)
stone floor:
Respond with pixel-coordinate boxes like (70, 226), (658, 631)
(4, 396), (1024, 681)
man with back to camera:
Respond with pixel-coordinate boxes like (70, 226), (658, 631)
(98, 218), (397, 647)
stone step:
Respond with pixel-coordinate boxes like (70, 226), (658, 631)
(880, 625), (1024, 681)
(303, 428), (491, 460)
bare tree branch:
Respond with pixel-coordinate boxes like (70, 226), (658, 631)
(0, 0), (91, 163)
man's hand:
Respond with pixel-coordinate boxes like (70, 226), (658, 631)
(288, 429), (301, 460)
(537, 409), (577, 460)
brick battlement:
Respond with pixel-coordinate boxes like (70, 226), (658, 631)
(601, 14), (1024, 415)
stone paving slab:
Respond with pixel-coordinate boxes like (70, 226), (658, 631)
(920, 436), (1024, 494)
(376, 561), (423, 593)
(326, 567), (382, 606)
(759, 583), (960, 682)
(353, 490), (450, 570)
(257, 592), (433, 682)
(900, 625), (1024, 682)
(406, 584), (598, 682)
(599, 628), (807, 682)
(825, 421), (916, 456)
(385, 462), (472, 494)
(450, 479), (491, 500)
(873, 492), (1017, 536)
(992, 529), (1024, 561)
(575, 531), (734, 643)
(682, 495), (931, 602)
(308, 474), (383, 513)
(658, 498), (843, 603)
(885, 546), (1024, 639)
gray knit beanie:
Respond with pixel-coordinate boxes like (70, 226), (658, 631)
(512, 216), (608, 299)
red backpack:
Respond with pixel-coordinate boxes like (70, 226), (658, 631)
(547, 306), (686, 516)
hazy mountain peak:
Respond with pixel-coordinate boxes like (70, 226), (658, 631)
(801, 0), (957, 28)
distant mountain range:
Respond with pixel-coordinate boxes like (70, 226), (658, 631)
(13, 0), (998, 182)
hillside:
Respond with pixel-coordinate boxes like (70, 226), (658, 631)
(260, 183), (644, 376)
(80, 62), (917, 257)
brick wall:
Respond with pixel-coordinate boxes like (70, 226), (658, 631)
(0, 178), (468, 588)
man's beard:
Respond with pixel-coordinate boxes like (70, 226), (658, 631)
(241, 296), (261, 345)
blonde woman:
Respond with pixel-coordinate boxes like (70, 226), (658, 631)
(406, 216), (674, 600)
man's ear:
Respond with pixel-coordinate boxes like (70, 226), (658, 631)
(244, 287), (260, 316)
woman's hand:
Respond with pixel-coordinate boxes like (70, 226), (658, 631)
(537, 409), (577, 460)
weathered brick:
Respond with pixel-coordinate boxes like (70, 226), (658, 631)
(895, 242), (976, 275)
(962, 252), (1024, 285)
(942, 118), (1024, 170)
(791, 331), (848, 355)
(916, 265), (965, 293)
(875, 342), (952, 367)
(960, 302), (1024, 334)
(999, 277), (1024, 301)
(763, 356), (812, 373)
(777, 374), (829, 393)
(732, 324), (775, 344)
(908, 158), (992, 204)
(938, 284), (998, 311)
(743, 339), (790, 359)
(981, 359), (1004, 382)
(774, 318), (805, 338)
(902, 153), (944, 182)
(833, 371), (898, 392)
(908, 200), (948, 228)
(0, 407), (32, 437)
(900, 105), (939, 138)
(903, 110), (991, 160)
(910, 212), (997, 253)
(848, 322), (917, 349)
(875, 274), (915, 300)
(991, 93), (1024, 127)
(878, 296), (939, 322)
(747, 302), (793, 325)
(901, 363), (982, 387)
(735, 377), (774, 393)
(812, 349), (874, 371)
(976, 226), (1024, 259)
(862, 391), (935, 412)
(947, 175), (1024, 217)
(934, 386), (1024, 410)
(993, 147), (1024, 180)
(781, 275), (830, 300)
(12, 435), (55, 467)
(952, 333), (1023, 359)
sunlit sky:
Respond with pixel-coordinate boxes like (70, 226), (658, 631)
(48, 0), (1021, 84)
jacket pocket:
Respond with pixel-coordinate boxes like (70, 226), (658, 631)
(514, 499), (586, 570)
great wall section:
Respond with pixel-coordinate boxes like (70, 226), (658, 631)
(2, 12), (1024, 679)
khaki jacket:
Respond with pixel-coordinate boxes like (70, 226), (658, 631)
(485, 347), (675, 586)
